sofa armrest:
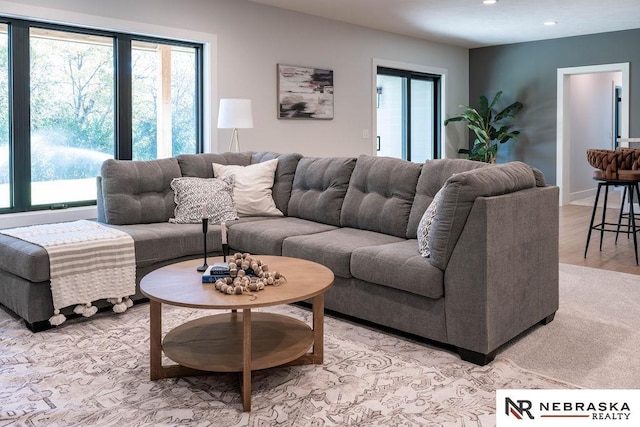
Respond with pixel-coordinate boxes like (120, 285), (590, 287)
(443, 185), (559, 355)
(429, 161), (538, 270)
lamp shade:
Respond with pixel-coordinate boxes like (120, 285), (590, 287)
(217, 99), (254, 129)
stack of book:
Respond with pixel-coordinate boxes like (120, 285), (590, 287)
(202, 262), (231, 283)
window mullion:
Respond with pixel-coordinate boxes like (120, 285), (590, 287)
(195, 48), (204, 153)
(433, 79), (441, 159)
(116, 36), (132, 160)
(10, 21), (31, 211)
(156, 45), (172, 158)
(406, 77), (412, 161)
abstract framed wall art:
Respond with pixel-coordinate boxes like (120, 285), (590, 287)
(277, 64), (334, 119)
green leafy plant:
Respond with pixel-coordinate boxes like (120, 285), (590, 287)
(444, 91), (523, 163)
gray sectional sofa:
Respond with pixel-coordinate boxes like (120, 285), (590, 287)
(0, 151), (559, 365)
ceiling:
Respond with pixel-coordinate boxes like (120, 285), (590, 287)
(248, 0), (640, 48)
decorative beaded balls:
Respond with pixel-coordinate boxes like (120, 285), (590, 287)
(213, 253), (285, 300)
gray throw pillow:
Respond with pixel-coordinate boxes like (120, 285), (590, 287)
(417, 187), (444, 257)
(169, 176), (238, 224)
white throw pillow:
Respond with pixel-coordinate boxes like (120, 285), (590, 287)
(417, 187), (444, 257)
(212, 159), (283, 217)
(169, 176), (238, 224)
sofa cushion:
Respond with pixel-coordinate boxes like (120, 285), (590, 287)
(351, 240), (444, 299)
(251, 152), (302, 216)
(176, 152), (253, 178)
(227, 217), (337, 256)
(282, 228), (404, 279)
(340, 155), (422, 238)
(429, 161), (537, 270)
(103, 222), (221, 268)
(287, 157), (356, 226)
(100, 158), (181, 225)
(407, 159), (490, 239)
(213, 159), (282, 217)
(169, 176), (238, 224)
(113, 218), (270, 269)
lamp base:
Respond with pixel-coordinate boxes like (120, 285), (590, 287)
(228, 128), (240, 152)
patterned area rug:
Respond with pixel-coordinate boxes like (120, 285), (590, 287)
(0, 303), (573, 427)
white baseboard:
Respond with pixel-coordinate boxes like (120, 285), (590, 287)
(569, 188), (597, 202)
(569, 186), (625, 202)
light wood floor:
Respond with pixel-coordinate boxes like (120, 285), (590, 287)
(561, 204), (640, 275)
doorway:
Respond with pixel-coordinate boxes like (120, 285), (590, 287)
(556, 63), (630, 206)
(376, 67), (440, 162)
(372, 59), (447, 161)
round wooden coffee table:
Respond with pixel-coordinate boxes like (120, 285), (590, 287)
(140, 255), (334, 412)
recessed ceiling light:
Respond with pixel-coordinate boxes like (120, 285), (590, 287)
(544, 21), (558, 26)
(483, 0), (498, 4)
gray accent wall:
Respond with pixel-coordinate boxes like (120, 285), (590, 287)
(469, 29), (640, 184)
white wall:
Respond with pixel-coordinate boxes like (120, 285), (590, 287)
(0, 0), (469, 227)
(569, 71), (622, 199)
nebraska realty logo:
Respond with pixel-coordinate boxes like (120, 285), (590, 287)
(496, 390), (640, 426)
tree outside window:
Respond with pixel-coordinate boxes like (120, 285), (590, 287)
(0, 21), (202, 211)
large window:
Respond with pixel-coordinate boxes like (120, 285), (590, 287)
(30, 29), (115, 206)
(0, 19), (203, 213)
(131, 41), (198, 161)
(376, 67), (440, 162)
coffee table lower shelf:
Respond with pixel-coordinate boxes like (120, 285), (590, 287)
(151, 309), (320, 411)
(163, 311), (315, 371)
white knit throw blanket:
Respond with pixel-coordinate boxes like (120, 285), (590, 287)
(2, 220), (136, 325)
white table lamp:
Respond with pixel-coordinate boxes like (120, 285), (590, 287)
(217, 99), (254, 152)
